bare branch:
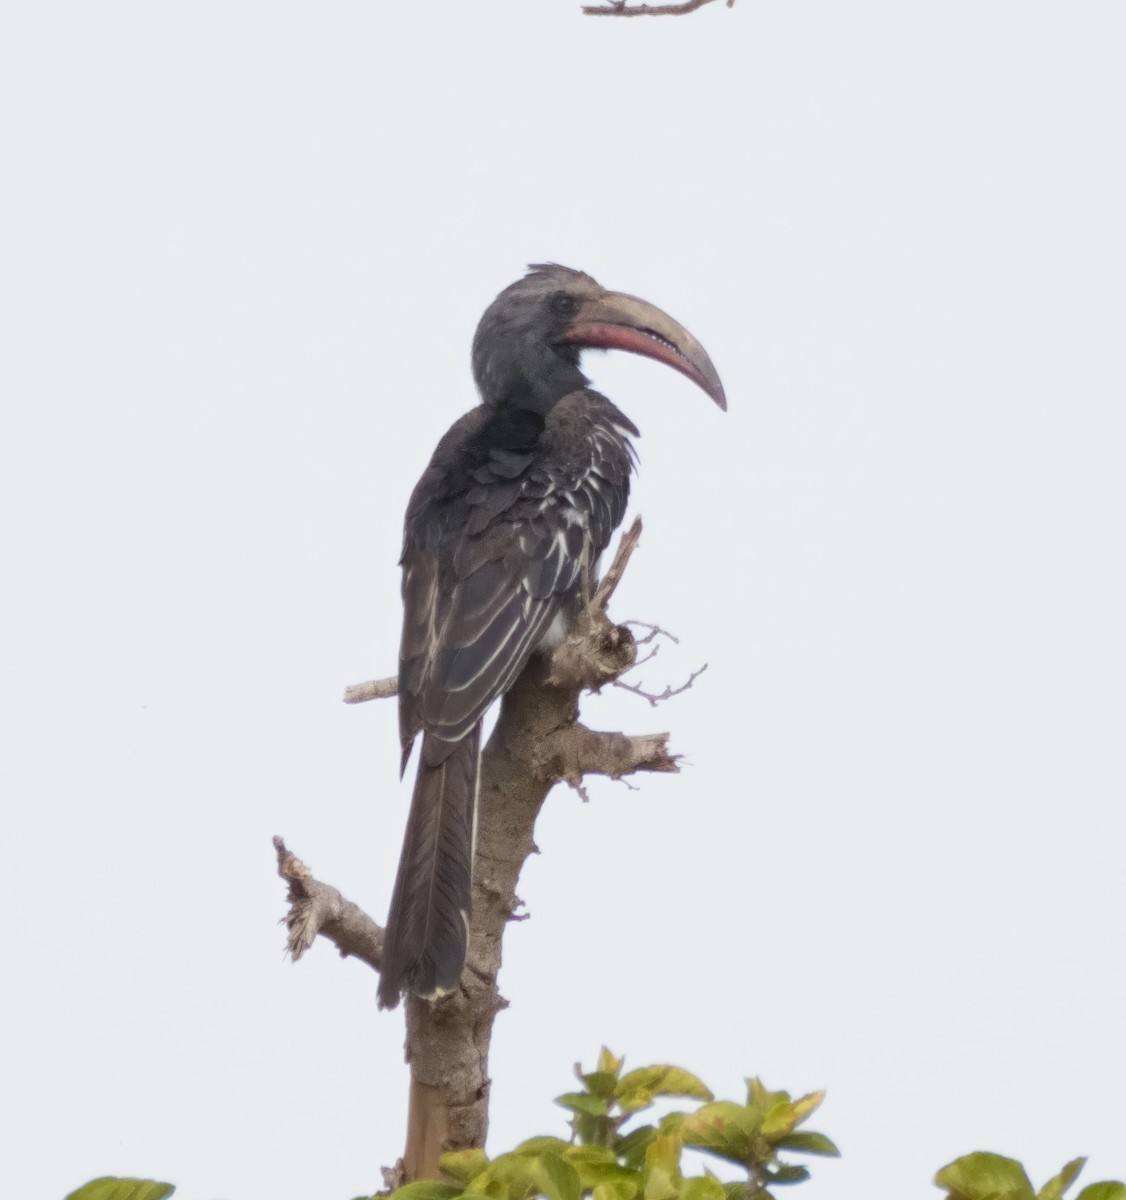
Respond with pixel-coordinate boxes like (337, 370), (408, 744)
(631, 642), (662, 670)
(343, 675), (398, 704)
(613, 663), (709, 707)
(273, 836), (385, 972)
(593, 515), (642, 608)
(538, 722), (680, 783)
(621, 621), (678, 667)
(583, 0), (732, 16)
(625, 620), (680, 647)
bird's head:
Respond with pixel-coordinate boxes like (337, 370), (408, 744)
(471, 264), (726, 413)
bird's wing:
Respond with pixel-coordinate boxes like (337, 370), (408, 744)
(399, 464), (583, 761)
(398, 399), (633, 764)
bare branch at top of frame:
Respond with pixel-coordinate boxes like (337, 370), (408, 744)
(583, 0), (732, 17)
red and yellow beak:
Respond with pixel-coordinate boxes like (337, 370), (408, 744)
(558, 289), (727, 411)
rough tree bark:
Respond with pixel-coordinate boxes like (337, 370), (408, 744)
(275, 518), (696, 1185)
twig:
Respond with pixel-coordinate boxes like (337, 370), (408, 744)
(613, 663), (709, 707)
(566, 777), (591, 803)
(625, 620), (679, 647)
(631, 642), (662, 669)
(583, 0), (731, 16)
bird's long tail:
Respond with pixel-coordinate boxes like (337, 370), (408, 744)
(377, 721), (481, 1009)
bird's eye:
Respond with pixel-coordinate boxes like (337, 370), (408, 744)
(550, 291), (577, 317)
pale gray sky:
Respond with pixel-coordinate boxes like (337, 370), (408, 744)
(2, 4), (1124, 1199)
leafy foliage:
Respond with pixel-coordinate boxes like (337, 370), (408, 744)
(60, 1058), (1126, 1200)
(399, 1048), (839, 1200)
(934, 1152), (1125, 1200)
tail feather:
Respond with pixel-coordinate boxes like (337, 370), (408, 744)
(377, 722), (481, 1009)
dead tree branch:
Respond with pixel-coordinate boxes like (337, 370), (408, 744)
(593, 516), (641, 607)
(274, 836), (385, 971)
(277, 515), (702, 1181)
(583, 0), (732, 16)
(343, 676), (398, 704)
(613, 663), (710, 707)
(535, 723), (680, 785)
(626, 620), (680, 646)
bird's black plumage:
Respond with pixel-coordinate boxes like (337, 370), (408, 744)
(377, 265), (724, 1009)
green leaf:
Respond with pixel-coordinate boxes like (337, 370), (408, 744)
(616, 1125), (659, 1169)
(564, 1145), (619, 1166)
(469, 1154), (533, 1200)
(679, 1174), (727, 1200)
(391, 1183), (463, 1200)
(556, 1091), (610, 1118)
(598, 1048), (624, 1076)
(571, 1050), (622, 1101)
(65, 1180), (175, 1200)
(681, 1102), (754, 1165)
(583, 1072), (621, 1100)
(563, 1146), (637, 1194)
(1076, 1185), (1126, 1200)
(531, 1153), (582, 1200)
(763, 1165), (810, 1187)
(936, 1153), (1036, 1200)
(657, 1111), (688, 1132)
(644, 1167), (679, 1200)
(440, 1150), (490, 1185)
(1040, 1161), (1088, 1200)
(744, 1078), (783, 1118)
(617, 1068), (714, 1106)
(721, 1183), (748, 1200)
(468, 1183), (512, 1200)
(761, 1099), (801, 1140)
(782, 1091), (824, 1128)
(568, 1159), (639, 1194)
(645, 1131), (684, 1176)
(515, 1138), (572, 1157)
(775, 1131), (840, 1158)
(617, 1088), (656, 1116)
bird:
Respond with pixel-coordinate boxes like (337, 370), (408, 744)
(377, 264), (725, 1009)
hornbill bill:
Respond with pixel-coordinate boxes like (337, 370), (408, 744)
(377, 264), (725, 1010)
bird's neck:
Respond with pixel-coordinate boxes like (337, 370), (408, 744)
(479, 348), (589, 416)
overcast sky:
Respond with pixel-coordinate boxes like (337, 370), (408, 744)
(2, 3), (1124, 1199)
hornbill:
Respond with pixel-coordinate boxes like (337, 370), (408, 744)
(377, 264), (725, 1009)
